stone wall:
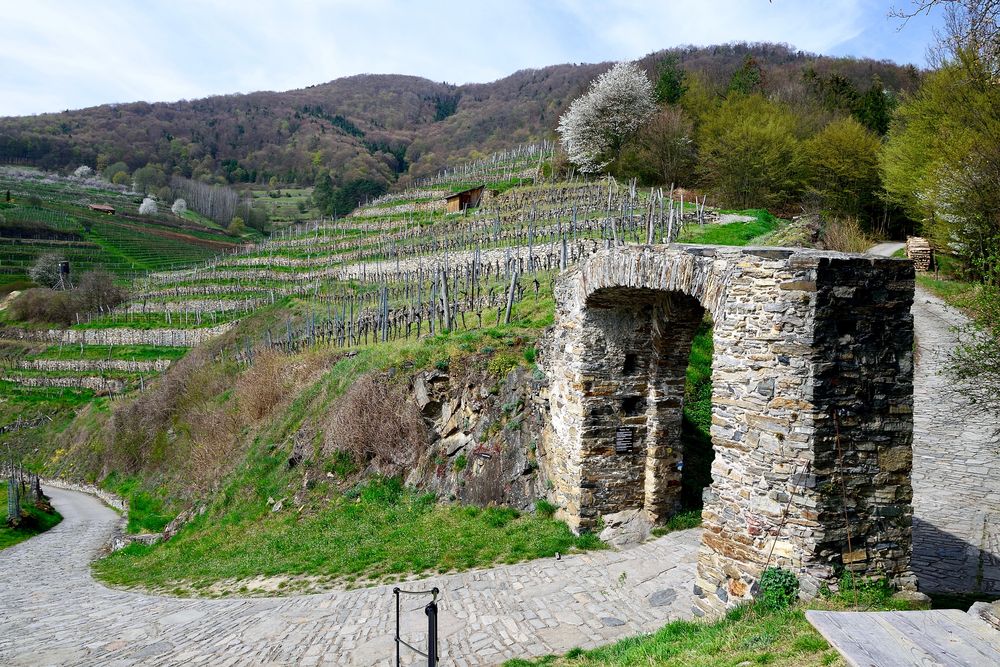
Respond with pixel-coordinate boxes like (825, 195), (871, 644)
(0, 322), (236, 347)
(542, 244), (915, 615)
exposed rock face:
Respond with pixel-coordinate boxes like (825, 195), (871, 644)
(542, 244), (915, 616)
(406, 362), (549, 511)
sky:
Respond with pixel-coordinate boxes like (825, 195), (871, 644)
(1, 1), (946, 117)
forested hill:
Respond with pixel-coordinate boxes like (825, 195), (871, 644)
(0, 43), (920, 190)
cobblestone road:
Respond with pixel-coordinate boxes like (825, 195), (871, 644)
(870, 243), (1000, 594)
(3, 245), (995, 665)
(0, 487), (699, 666)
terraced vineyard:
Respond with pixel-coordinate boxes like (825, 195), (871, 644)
(0, 145), (782, 452)
(0, 168), (241, 284)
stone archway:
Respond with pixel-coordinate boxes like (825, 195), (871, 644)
(542, 244), (917, 615)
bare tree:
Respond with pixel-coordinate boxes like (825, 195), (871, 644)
(171, 176), (249, 225)
(892, 1), (1000, 71)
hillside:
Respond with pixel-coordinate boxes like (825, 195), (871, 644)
(0, 43), (920, 192)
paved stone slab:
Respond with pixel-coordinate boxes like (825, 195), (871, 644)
(0, 487), (699, 666)
(807, 609), (1000, 666)
(870, 243), (1000, 595)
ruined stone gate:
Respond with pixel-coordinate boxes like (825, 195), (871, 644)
(541, 244), (916, 614)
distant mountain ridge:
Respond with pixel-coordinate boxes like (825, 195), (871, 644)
(0, 43), (920, 189)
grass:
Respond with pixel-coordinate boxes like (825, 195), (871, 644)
(0, 481), (63, 550)
(503, 575), (918, 667)
(678, 209), (782, 245)
(93, 477), (601, 593)
(101, 473), (176, 534)
(651, 509), (702, 537)
(31, 344), (188, 362)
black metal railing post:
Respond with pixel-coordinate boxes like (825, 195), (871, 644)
(393, 586), (440, 666)
(426, 591), (439, 666)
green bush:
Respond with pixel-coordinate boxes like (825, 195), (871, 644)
(758, 566), (799, 611)
(453, 453), (468, 472)
(487, 352), (520, 378)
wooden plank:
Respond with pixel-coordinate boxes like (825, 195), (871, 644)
(807, 610), (1000, 667)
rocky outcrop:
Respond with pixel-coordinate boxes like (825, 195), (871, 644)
(406, 361), (549, 511)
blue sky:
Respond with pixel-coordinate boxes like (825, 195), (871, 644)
(1, 1), (945, 117)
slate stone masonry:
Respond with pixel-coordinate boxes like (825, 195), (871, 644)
(542, 244), (915, 615)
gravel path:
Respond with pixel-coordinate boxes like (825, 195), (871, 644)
(0, 487), (699, 666)
(868, 243), (1000, 594)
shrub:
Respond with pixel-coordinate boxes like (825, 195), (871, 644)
(453, 453), (468, 472)
(487, 352), (520, 378)
(821, 217), (876, 254)
(324, 374), (428, 475)
(758, 566), (799, 611)
(8, 288), (78, 325)
(235, 350), (289, 422)
(76, 269), (128, 312)
(8, 270), (127, 326)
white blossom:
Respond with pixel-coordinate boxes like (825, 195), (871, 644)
(171, 198), (187, 216)
(73, 165), (94, 179)
(139, 197), (158, 215)
(557, 61), (657, 173)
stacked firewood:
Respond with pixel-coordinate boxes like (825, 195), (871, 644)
(906, 236), (933, 272)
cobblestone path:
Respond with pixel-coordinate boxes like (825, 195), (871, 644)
(0, 487), (699, 666)
(870, 243), (1000, 595)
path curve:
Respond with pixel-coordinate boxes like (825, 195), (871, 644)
(0, 487), (699, 666)
(868, 243), (1000, 594)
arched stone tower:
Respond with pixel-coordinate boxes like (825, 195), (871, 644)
(542, 244), (916, 615)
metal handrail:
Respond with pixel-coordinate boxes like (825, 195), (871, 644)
(394, 586), (440, 666)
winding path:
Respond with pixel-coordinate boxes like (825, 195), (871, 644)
(0, 487), (699, 666)
(869, 243), (1000, 595)
(3, 244), (996, 665)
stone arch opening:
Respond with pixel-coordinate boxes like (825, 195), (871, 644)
(543, 245), (917, 615)
(577, 287), (710, 527)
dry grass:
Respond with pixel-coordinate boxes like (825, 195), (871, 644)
(235, 350), (289, 422)
(821, 217), (876, 254)
(323, 374), (428, 475)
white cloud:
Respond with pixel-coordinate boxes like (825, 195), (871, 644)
(0, 0), (931, 116)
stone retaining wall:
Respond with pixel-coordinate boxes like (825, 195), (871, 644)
(0, 322), (236, 347)
(16, 359), (171, 373)
(5, 374), (125, 393)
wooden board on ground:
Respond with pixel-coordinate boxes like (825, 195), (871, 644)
(806, 609), (1000, 667)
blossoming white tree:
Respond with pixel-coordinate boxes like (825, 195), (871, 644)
(171, 198), (187, 216)
(138, 197), (158, 215)
(73, 165), (93, 179)
(557, 61), (657, 173)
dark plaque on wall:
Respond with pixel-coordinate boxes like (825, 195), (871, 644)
(614, 427), (634, 454)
